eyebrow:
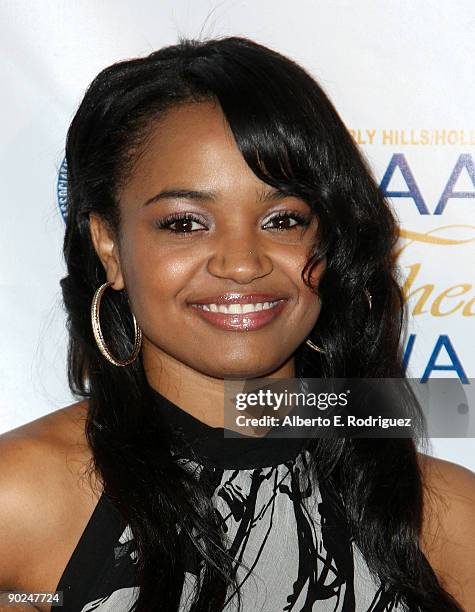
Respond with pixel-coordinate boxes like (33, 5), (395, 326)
(142, 187), (290, 207)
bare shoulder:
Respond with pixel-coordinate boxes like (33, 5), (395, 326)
(0, 400), (101, 591)
(418, 452), (475, 609)
(0, 399), (94, 489)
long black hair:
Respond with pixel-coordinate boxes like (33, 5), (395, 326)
(60, 36), (461, 611)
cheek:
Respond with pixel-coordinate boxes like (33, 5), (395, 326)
(143, 267), (175, 304)
(289, 248), (326, 291)
(120, 238), (193, 313)
(126, 244), (205, 324)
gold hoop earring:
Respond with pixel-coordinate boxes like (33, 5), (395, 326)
(91, 281), (143, 367)
(305, 289), (373, 354)
(305, 338), (325, 353)
(364, 288), (372, 311)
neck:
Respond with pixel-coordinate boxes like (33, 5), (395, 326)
(142, 341), (295, 428)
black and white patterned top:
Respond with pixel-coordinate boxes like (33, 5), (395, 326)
(56, 388), (403, 611)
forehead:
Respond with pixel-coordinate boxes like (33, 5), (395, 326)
(119, 100), (264, 208)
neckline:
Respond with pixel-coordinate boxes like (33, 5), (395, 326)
(148, 385), (310, 470)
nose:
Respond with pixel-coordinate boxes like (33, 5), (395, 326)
(206, 236), (273, 284)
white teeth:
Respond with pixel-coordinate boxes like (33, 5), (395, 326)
(228, 303), (242, 314)
(242, 303), (257, 314)
(193, 300), (282, 314)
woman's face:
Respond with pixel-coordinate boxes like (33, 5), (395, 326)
(91, 100), (324, 383)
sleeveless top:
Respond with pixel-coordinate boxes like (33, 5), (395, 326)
(56, 387), (404, 612)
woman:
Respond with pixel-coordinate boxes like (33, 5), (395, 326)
(0, 36), (473, 612)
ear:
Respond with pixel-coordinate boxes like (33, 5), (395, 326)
(89, 213), (125, 291)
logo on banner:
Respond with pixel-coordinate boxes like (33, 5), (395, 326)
(348, 132), (474, 383)
(380, 153), (475, 215)
(382, 153), (474, 383)
(57, 157), (68, 221)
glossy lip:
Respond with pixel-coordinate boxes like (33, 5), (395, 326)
(189, 299), (287, 331)
(188, 293), (288, 305)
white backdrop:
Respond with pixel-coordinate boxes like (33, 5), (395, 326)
(1, 1), (473, 469)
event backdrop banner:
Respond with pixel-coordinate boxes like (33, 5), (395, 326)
(0, 1), (473, 469)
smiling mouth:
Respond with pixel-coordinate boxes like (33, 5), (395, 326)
(191, 299), (284, 314)
(188, 299), (288, 331)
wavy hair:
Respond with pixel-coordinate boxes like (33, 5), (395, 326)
(60, 36), (461, 610)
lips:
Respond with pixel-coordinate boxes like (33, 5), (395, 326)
(188, 298), (288, 331)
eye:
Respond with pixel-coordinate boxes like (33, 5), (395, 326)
(154, 212), (207, 235)
(154, 210), (312, 236)
(263, 211), (311, 232)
